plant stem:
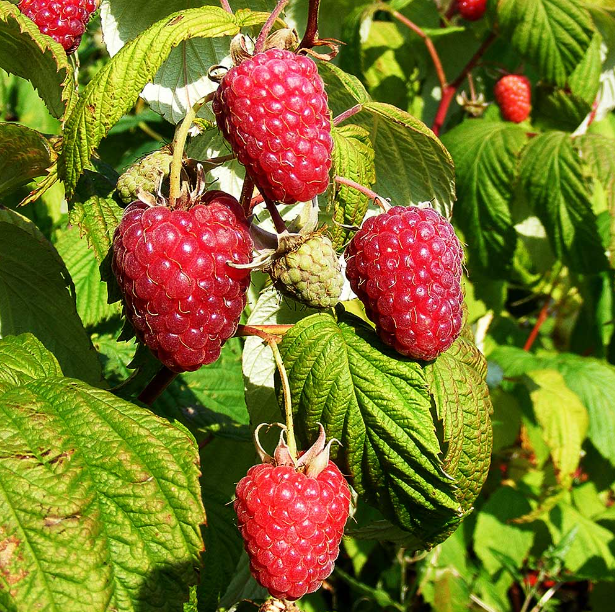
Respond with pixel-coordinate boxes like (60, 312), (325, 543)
(239, 176), (255, 215)
(219, 0), (232, 13)
(523, 299), (551, 352)
(334, 175), (388, 210)
(235, 324), (293, 342)
(268, 338), (297, 461)
(265, 197), (288, 233)
(528, 583), (562, 612)
(333, 104), (363, 126)
(432, 32), (496, 136)
(138, 366), (178, 406)
(383, 5), (447, 92)
(169, 93), (214, 207)
(299, 0), (322, 49)
(254, 0), (288, 54)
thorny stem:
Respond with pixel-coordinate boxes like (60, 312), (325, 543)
(254, 0), (288, 54)
(235, 324), (293, 343)
(265, 197), (288, 233)
(333, 104), (363, 126)
(219, 0), (232, 13)
(383, 5), (447, 92)
(239, 176), (255, 215)
(299, 0), (322, 49)
(169, 93), (214, 206)
(335, 175), (389, 210)
(269, 338), (297, 461)
(138, 366), (178, 406)
(432, 32), (496, 135)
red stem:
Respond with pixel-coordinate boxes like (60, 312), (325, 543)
(389, 8), (447, 92)
(299, 0), (322, 49)
(254, 0), (288, 54)
(333, 104), (363, 126)
(335, 175), (388, 210)
(265, 197), (288, 233)
(523, 299), (551, 352)
(219, 0), (232, 13)
(239, 176), (255, 215)
(432, 32), (496, 136)
(444, 0), (458, 22)
(235, 324), (293, 343)
(138, 366), (178, 406)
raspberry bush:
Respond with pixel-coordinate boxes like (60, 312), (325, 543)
(1, 1), (614, 611)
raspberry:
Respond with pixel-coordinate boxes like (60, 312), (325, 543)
(267, 234), (343, 309)
(111, 191), (253, 372)
(116, 149), (173, 205)
(494, 75), (532, 123)
(458, 0), (487, 21)
(18, 0), (98, 54)
(213, 48), (333, 204)
(235, 429), (351, 601)
(344, 206), (464, 361)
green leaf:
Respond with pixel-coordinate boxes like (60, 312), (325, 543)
(0, 207), (103, 385)
(473, 486), (535, 575)
(197, 438), (256, 611)
(569, 32), (603, 105)
(424, 325), (493, 516)
(0, 1), (75, 119)
(0, 122), (55, 197)
(317, 61), (371, 118)
(490, 346), (615, 466)
(442, 121), (526, 276)
(278, 312), (461, 547)
(353, 102), (456, 217)
(68, 170), (124, 265)
(330, 124), (376, 249)
(0, 376), (205, 612)
(55, 226), (121, 328)
(547, 503), (615, 579)
(497, 0), (595, 87)
(522, 369), (588, 484)
(0, 333), (62, 392)
(519, 131), (609, 273)
(59, 6), (256, 196)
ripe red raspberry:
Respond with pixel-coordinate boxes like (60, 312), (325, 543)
(494, 75), (532, 123)
(111, 191), (253, 372)
(458, 0), (487, 21)
(235, 428), (351, 601)
(213, 48), (333, 205)
(18, 0), (98, 54)
(345, 206), (464, 361)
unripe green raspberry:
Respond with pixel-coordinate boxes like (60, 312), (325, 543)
(116, 149), (173, 204)
(268, 234), (343, 309)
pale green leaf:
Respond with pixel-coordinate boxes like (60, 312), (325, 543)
(519, 131), (609, 272)
(548, 503), (615, 579)
(59, 6), (257, 195)
(442, 120), (526, 276)
(0, 122), (55, 197)
(278, 312), (461, 547)
(0, 333), (62, 392)
(354, 102), (456, 217)
(0, 208), (103, 385)
(317, 61), (371, 118)
(0, 376), (205, 612)
(330, 124), (376, 249)
(0, 1), (75, 119)
(497, 0), (595, 87)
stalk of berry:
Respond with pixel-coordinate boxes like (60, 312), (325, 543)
(212, 39), (333, 205)
(235, 423), (351, 601)
(18, 0), (98, 54)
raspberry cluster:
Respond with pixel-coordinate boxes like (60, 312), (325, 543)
(112, 191), (253, 372)
(18, 0), (97, 54)
(345, 206), (464, 361)
(213, 48), (333, 204)
(235, 457), (350, 601)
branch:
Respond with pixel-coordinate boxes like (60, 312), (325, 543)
(432, 32), (496, 135)
(219, 0), (232, 13)
(523, 298), (551, 352)
(254, 0), (288, 54)
(335, 176), (389, 210)
(333, 104), (363, 126)
(299, 0), (322, 49)
(265, 197), (288, 233)
(138, 366), (178, 406)
(235, 324), (293, 343)
(385, 6), (447, 92)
